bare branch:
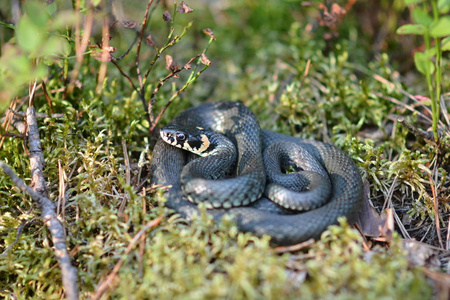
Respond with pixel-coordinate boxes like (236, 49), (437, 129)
(4, 81), (80, 299)
(398, 117), (436, 142)
(0, 161), (79, 300)
(111, 60), (148, 114)
(149, 63), (210, 132)
(136, 0), (155, 89)
(0, 220), (33, 258)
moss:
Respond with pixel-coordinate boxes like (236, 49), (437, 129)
(0, 0), (447, 298)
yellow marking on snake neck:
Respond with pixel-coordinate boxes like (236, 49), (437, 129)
(181, 134), (210, 156)
(197, 134), (210, 155)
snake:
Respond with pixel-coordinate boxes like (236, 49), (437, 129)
(150, 101), (363, 245)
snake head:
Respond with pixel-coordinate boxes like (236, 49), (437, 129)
(160, 124), (213, 157)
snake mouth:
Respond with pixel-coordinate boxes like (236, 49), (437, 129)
(160, 126), (212, 156)
(160, 130), (179, 147)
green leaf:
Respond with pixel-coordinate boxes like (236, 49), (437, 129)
(41, 35), (71, 57)
(0, 21), (15, 30)
(405, 0), (424, 4)
(412, 8), (433, 26)
(438, 0), (450, 14)
(442, 36), (450, 51)
(16, 17), (43, 53)
(430, 16), (450, 37)
(46, 2), (57, 16)
(396, 24), (425, 35)
(92, 0), (102, 6)
(414, 52), (435, 75)
(427, 47), (437, 56)
(23, 0), (50, 27)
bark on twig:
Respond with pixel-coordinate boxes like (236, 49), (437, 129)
(0, 161), (79, 300)
(26, 83), (79, 299)
(1, 82), (79, 299)
(398, 117), (436, 142)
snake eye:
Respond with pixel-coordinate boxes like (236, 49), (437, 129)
(176, 133), (186, 141)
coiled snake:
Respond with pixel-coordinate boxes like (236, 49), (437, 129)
(150, 101), (363, 245)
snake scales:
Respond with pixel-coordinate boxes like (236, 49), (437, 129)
(150, 101), (363, 245)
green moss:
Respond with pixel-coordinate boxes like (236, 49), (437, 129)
(0, 0), (447, 298)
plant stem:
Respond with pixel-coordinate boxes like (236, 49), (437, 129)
(431, 0), (442, 144)
(186, 37), (214, 83)
(423, 28), (437, 141)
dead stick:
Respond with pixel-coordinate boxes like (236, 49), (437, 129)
(0, 161), (79, 300)
(21, 81), (79, 299)
(136, 0), (155, 90)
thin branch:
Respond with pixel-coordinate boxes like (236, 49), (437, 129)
(95, 15), (111, 94)
(271, 239), (314, 254)
(111, 60), (148, 113)
(11, 81), (80, 299)
(0, 220), (32, 258)
(430, 175), (443, 249)
(149, 63), (210, 132)
(374, 92), (433, 125)
(149, 54), (199, 107)
(114, 32), (139, 61)
(27, 81), (47, 197)
(397, 117), (437, 142)
(0, 99), (18, 149)
(372, 73), (445, 127)
(136, 0), (155, 89)
(0, 161), (79, 300)
(41, 81), (54, 115)
(143, 22), (193, 83)
(68, 5), (93, 94)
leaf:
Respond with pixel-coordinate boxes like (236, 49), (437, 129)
(41, 35), (71, 57)
(414, 52), (435, 75)
(412, 8), (433, 26)
(200, 53), (211, 66)
(121, 21), (140, 28)
(430, 16), (450, 37)
(177, 1), (194, 14)
(438, 0), (450, 14)
(90, 45), (116, 62)
(396, 24), (425, 35)
(202, 28), (216, 40)
(24, 0), (50, 27)
(415, 95), (432, 106)
(146, 35), (156, 47)
(442, 36), (450, 51)
(51, 11), (77, 29)
(46, 1), (57, 16)
(354, 182), (387, 238)
(165, 55), (179, 72)
(0, 21), (15, 30)
(16, 17), (43, 53)
(404, 0), (424, 4)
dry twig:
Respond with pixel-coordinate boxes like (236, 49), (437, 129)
(0, 161), (79, 300)
(0, 81), (80, 299)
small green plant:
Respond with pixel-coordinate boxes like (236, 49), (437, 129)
(396, 0), (450, 143)
(0, 1), (72, 103)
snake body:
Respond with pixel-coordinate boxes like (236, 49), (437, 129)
(150, 101), (363, 245)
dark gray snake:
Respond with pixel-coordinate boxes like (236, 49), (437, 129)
(150, 101), (363, 245)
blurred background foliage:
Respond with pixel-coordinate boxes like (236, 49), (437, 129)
(0, 0), (449, 298)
